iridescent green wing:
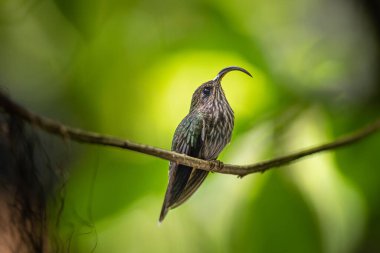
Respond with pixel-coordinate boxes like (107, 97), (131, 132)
(159, 113), (205, 221)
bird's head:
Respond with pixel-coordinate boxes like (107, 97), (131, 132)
(190, 66), (252, 112)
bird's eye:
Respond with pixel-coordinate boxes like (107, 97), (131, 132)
(202, 87), (212, 97)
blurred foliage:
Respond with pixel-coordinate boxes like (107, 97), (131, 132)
(1, 0), (379, 252)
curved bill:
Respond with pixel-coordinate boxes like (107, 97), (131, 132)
(213, 66), (252, 82)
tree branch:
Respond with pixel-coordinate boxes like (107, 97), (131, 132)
(1, 91), (379, 177)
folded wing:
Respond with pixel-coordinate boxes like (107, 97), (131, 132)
(159, 114), (205, 222)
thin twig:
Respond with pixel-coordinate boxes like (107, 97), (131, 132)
(1, 91), (379, 177)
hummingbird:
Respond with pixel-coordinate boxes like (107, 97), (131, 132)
(159, 66), (252, 222)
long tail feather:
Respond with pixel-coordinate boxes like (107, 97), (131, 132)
(171, 169), (209, 209)
(159, 164), (192, 222)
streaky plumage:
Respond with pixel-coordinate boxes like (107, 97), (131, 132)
(159, 66), (252, 222)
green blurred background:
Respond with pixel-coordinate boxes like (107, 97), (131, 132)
(1, 0), (380, 252)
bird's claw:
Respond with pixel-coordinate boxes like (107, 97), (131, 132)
(210, 160), (224, 173)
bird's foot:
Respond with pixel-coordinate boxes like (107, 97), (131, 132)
(210, 160), (224, 173)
